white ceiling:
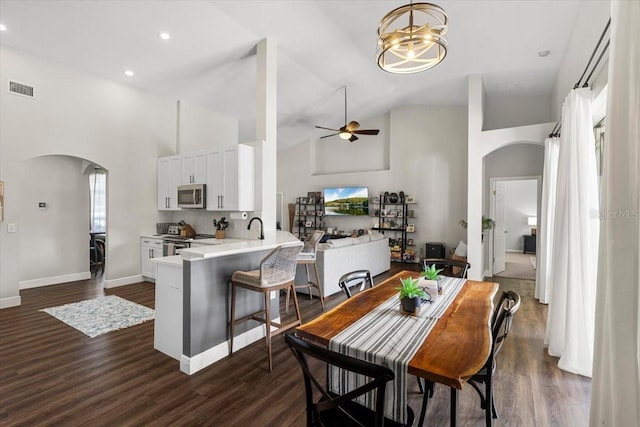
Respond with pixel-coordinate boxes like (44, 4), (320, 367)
(0, 0), (582, 148)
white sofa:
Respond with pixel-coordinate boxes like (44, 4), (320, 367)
(294, 233), (390, 298)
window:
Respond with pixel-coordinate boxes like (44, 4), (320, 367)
(90, 169), (107, 232)
(594, 118), (605, 201)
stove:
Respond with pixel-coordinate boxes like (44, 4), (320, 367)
(161, 234), (216, 255)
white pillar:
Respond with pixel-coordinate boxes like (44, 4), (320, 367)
(255, 38), (277, 232)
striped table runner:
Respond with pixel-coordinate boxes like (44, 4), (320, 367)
(328, 277), (466, 423)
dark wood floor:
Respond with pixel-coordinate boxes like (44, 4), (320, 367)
(0, 264), (590, 426)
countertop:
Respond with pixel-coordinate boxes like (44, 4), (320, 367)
(181, 231), (298, 261)
(150, 231), (298, 263)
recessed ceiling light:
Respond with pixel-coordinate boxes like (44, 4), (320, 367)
(538, 50), (551, 57)
(159, 32), (171, 40)
(124, 70), (134, 77)
(0, 24), (7, 31)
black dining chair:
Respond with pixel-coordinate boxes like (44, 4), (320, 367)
(284, 332), (414, 427)
(338, 270), (374, 299)
(421, 258), (471, 279)
(418, 290), (521, 427)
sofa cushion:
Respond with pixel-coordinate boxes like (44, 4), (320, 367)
(355, 235), (371, 244)
(327, 237), (355, 248)
(369, 232), (385, 241)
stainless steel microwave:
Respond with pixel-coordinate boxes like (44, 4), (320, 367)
(177, 184), (206, 209)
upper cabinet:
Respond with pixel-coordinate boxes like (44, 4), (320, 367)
(206, 144), (254, 211)
(181, 151), (207, 184)
(158, 155), (182, 210)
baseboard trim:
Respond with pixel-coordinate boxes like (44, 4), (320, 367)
(180, 318), (280, 376)
(103, 275), (145, 289)
(19, 272), (92, 290)
(0, 295), (21, 309)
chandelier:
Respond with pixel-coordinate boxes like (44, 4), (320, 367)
(377, 2), (449, 74)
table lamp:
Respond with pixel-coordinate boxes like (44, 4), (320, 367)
(528, 216), (537, 235)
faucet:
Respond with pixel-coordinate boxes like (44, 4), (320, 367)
(247, 217), (264, 240)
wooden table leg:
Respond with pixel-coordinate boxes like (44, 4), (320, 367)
(450, 387), (458, 427)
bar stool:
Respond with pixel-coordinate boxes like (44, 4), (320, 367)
(229, 241), (304, 372)
(286, 230), (325, 312)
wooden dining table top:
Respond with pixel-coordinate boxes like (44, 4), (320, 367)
(296, 270), (499, 389)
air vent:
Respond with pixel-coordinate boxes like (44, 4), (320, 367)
(8, 80), (35, 98)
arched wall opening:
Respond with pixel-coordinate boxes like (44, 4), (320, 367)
(18, 154), (109, 289)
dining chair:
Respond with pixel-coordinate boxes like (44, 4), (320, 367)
(286, 230), (325, 312)
(229, 241), (303, 372)
(417, 290), (521, 427)
(284, 332), (415, 427)
(94, 239), (106, 275)
(338, 270), (374, 298)
(421, 258), (471, 278)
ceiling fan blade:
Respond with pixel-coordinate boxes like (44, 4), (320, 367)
(352, 129), (380, 135)
(320, 133), (340, 139)
(349, 134), (359, 142)
(346, 121), (360, 131)
(315, 125), (340, 132)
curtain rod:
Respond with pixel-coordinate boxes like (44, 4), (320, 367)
(549, 17), (610, 138)
(574, 18), (611, 89)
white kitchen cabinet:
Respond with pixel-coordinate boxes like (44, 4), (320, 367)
(141, 237), (163, 279)
(154, 263), (183, 360)
(206, 144), (254, 211)
(157, 155), (182, 210)
(181, 151), (207, 184)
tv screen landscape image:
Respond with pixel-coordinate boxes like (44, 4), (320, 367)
(324, 187), (369, 216)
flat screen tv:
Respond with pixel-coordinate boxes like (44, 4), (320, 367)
(324, 186), (369, 216)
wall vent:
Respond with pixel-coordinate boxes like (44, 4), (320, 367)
(8, 80), (36, 98)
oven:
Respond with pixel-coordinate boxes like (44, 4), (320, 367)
(162, 238), (190, 256)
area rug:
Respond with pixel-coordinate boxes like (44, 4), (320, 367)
(41, 295), (154, 338)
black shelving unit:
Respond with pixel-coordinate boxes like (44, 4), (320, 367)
(294, 196), (324, 241)
(371, 193), (417, 263)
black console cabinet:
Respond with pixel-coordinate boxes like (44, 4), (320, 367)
(524, 235), (536, 254)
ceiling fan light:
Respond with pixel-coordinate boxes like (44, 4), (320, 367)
(339, 131), (351, 140)
(377, 2), (448, 74)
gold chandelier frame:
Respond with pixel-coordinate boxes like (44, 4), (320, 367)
(377, 2), (449, 74)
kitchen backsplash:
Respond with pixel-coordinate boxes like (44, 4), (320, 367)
(168, 210), (261, 240)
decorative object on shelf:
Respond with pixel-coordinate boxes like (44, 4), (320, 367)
(407, 238), (414, 246)
(528, 216), (538, 235)
(307, 191), (321, 204)
(406, 224), (415, 232)
(405, 196), (415, 203)
(377, 2), (449, 74)
(396, 277), (427, 316)
(459, 216), (496, 242)
(399, 190), (405, 202)
(388, 192), (399, 203)
(314, 86), (380, 142)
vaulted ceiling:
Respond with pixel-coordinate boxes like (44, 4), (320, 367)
(0, 0), (584, 148)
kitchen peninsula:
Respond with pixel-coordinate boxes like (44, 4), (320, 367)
(152, 230), (299, 375)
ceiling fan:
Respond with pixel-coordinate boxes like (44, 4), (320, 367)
(315, 86), (380, 142)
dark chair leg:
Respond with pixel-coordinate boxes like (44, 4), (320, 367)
(264, 291), (272, 372)
(418, 380), (435, 426)
(229, 284), (236, 355)
(417, 377), (424, 394)
(450, 387), (459, 427)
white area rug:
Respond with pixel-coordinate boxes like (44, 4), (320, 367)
(41, 295), (154, 338)
(530, 256), (537, 270)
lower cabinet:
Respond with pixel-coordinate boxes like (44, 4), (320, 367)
(154, 263), (183, 360)
(141, 237), (163, 280)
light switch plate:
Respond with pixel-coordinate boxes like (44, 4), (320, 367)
(8, 223), (17, 233)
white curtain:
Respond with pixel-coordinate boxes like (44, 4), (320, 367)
(535, 137), (560, 304)
(590, 1), (640, 425)
(544, 87), (600, 377)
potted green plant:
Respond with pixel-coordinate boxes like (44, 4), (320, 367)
(420, 263), (444, 295)
(459, 216), (496, 242)
(395, 277), (427, 315)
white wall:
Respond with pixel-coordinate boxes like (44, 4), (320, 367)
(0, 45), (238, 306)
(502, 179), (538, 251)
(278, 106), (468, 257)
(18, 156), (90, 283)
(484, 94), (553, 131)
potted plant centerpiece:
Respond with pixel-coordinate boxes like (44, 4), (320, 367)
(396, 277), (427, 316)
(420, 263), (444, 295)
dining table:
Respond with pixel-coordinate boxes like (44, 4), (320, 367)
(295, 270), (499, 426)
